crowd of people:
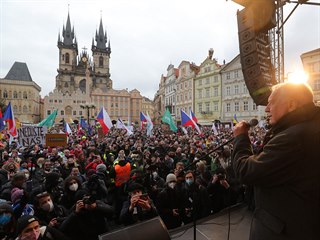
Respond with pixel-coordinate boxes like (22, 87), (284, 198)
(0, 121), (267, 240)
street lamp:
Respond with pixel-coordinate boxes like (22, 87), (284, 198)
(80, 103), (96, 124)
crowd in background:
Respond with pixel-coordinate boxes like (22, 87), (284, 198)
(0, 123), (267, 240)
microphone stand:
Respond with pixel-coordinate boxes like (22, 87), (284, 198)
(180, 137), (234, 240)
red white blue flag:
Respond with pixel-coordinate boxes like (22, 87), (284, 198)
(3, 102), (17, 137)
(97, 107), (113, 134)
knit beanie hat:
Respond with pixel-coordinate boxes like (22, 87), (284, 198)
(16, 215), (39, 236)
(96, 164), (106, 173)
(11, 188), (24, 204)
(166, 173), (177, 183)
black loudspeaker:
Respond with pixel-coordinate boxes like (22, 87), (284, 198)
(98, 217), (171, 240)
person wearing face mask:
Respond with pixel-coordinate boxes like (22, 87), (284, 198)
(15, 215), (69, 240)
(145, 165), (165, 202)
(60, 176), (82, 209)
(183, 171), (210, 224)
(156, 173), (184, 229)
(0, 203), (16, 240)
(33, 192), (67, 229)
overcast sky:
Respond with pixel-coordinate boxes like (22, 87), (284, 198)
(1, 0), (319, 99)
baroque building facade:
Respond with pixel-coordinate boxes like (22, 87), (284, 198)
(175, 61), (199, 123)
(44, 12), (142, 124)
(220, 55), (265, 122)
(301, 48), (320, 106)
(194, 49), (222, 125)
(0, 62), (42, 123)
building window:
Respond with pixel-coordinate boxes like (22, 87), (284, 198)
(205, 88), (210, 98)
(226, 86), (231, 95)
(205, 102), (210, 112)
(206, 78), (210, 84)
(235, 102), (239, 111)
(99, 56), (103, 67)
(235, 85), (239, 94)
(253, 103), (257, 110)
(243, 101), (249, 111)
(73, 111), (76, 115)
(199, 79), (202, 86)
(226, 72), (230, 80)
(79, 111), (83, 116)
(213, 101), (219, 111)
(214, 87), (218, 97)
(314, 79), (320, 90)
(47, 110), (51, 115)
(23, 91), (27, 99)
(226, 103), (231, 112)
(61, 110), (64, 116)
(59, 100), (62, 103)
(13, 105), (18, 113)
(198, 89), (202, 99)
(13, 91), (18, 98)
(65, 53), (70, 64)
(23, 105), (28, 113)
(234, 70), (239, 78)
(198, 103), (202, 112)
(54, 100), (57, 103)
(214, 76), (218, 83)
(3, 90), (8, 98)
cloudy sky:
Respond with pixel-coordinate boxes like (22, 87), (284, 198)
(1, 0), (319, 99)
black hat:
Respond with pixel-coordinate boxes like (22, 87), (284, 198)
(16, 215), (39, 235)
(127, 182), (144, 192)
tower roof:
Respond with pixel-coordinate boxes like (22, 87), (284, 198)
(62, 11), (75, 46)
(94, 17), (108, 50)
(5, 62), (33, 81)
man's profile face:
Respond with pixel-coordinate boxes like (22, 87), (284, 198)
(265, 88), (290, 126)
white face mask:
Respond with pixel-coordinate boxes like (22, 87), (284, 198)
(69, 183), (79, 192)
(152, 172), (158, 179)
(168, 182), (176, 189)
(41, 201), (54, 212)
(25, 174), (30, 180)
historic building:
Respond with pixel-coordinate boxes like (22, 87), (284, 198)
(221, 55), (265, 122)
(164, 64), (179, 120)
(194, 49), (222, 125)
(141, 96), (155, 120)
(0, 62), (42, 123)
(44, 12), (142, 124)
(301, 48), (320, 106)
(175, 61), (199, 123)
(153, 75), (166, 125)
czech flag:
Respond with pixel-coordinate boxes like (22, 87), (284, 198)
(140, 112), (148, 122)
(181, 109), (195, 128)
(3, 102), (17, 137)
(0, 108), (5, 131)
(97, 107), (113, 134)
(64, 122), (72, 135)
(190, 110), (198, 123)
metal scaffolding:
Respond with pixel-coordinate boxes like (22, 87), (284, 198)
(270, 0), (285, 83)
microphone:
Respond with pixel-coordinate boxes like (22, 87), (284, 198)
(244, 118), (259, 128)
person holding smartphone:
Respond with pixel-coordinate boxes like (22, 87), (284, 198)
(119, 182), (158, 225)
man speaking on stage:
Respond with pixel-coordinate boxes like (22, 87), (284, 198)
(232, 82), (320, 240)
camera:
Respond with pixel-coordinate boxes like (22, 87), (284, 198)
(217, 173), (226, 181)
(139, 194), (148, 201)
(82, 195), (95, 205)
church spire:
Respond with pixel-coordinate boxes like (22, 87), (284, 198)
(62, 11), (75, 46)
(94, 17), (107, 50)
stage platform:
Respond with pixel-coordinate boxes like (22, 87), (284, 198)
(169, 205), (252, 240)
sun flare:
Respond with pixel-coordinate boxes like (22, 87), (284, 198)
(286, 71), (309, 84)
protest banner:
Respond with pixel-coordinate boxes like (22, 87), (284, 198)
(17, 126), (47, 147)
